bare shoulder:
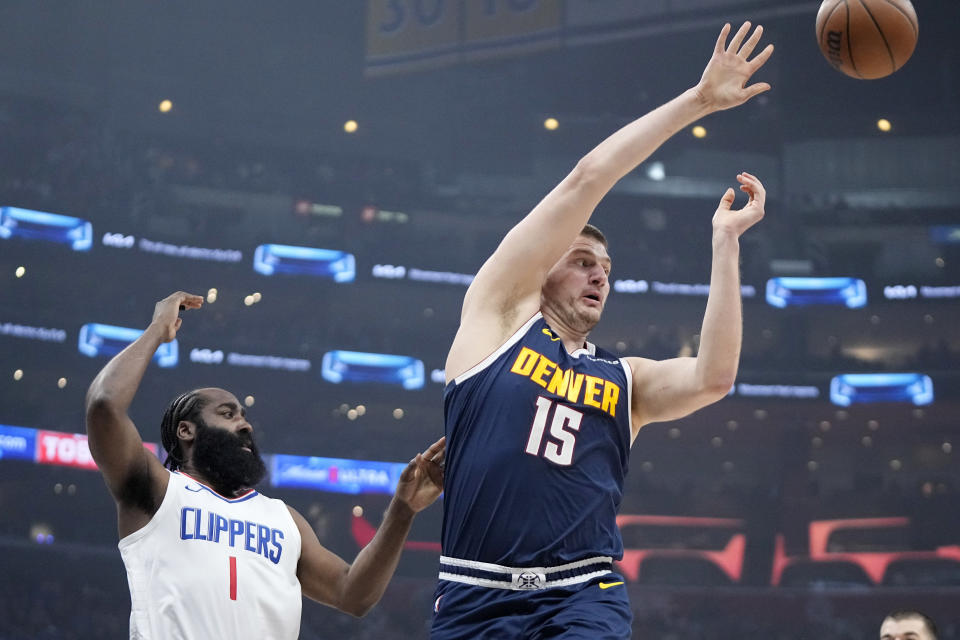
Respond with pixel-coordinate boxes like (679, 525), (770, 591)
(287, 504), (311, 533)
(286, 504), (326, 548)
(623, 355), (655, 373)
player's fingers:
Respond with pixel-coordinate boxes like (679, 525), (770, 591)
(399, 457), (418, 481)
(416, 452), (444, 485)
(727, 21), (751, 53)
(738, 183), (763, 207)
(180, 294), (204, 308)
(423, 436), (445, 461)
(739, 173), (766, 199)
(743, 82), (771, 100)
(717, 187), (736, 210)
(174, 317), (183, 331)
(748, 44), (774, 71)
(422, 459), (444, 489)
(714, 23), (730, 55)
(738, 24), (763, 58)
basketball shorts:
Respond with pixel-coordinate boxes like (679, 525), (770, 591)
(430, 555), (632, 639)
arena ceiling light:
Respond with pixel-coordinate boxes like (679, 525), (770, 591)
(645, 161), (665, 181)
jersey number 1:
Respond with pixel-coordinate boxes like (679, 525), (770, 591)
(524, 396), (583, 466)
(229, 556), (237, 601)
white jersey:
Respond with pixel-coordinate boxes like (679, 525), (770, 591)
(118, 470), (303, 640)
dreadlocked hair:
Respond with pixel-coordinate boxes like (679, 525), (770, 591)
(160, 390), (207, 470)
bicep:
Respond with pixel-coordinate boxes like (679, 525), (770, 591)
(85, 400), (165, 506)
(628, 356), (728, 432)
(465, 165), (604, 313)
(449, 166), (607, 378)
(289, 507), (350, 607)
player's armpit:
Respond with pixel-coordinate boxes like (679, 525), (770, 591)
(85, 399), (167, 508)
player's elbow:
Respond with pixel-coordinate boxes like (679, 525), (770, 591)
(340, 597), (377, 618)
(700, 374), (736, 401)
(349, 604), (374, 619)
(84, 392), (123, 430)
(569, 154), (609, 193)
(332, 573), (382, 618)
(85, 390), (113, 415)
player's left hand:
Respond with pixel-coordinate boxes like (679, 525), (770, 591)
(695, 21), (774, 111)
(394, 436), (445, 513)
(713, 172), (766, 237)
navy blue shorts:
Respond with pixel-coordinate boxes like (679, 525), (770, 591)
(430, 572), (632, 639)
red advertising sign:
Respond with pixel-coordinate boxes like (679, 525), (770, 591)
(36, 430), (158, 470)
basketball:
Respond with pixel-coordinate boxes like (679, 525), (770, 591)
(816, 0), (918, 79)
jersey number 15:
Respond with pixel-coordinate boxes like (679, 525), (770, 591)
(524, 397), (583, 466)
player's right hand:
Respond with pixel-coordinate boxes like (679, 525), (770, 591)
(150, 291), (203, 343)
(694, 21), (774, 112)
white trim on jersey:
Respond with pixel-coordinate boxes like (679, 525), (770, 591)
(620, 357), (636, 446)
(453, 312), (543, 385)
(568, 341), (597, 358)
(438, 568), (613, 590)
(439, 554), (613, 575)
(174, 470), (258, 503)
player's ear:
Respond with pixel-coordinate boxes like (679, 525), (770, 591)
(177, 420), (198, 443)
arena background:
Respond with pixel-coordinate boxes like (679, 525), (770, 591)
(1, 1), (958, 637)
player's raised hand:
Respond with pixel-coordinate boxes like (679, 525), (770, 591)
(712, 172), (766, 237)
(395, 436), (445, 513)
(150, 291), (203, 342)
(695, 21), (774, 111)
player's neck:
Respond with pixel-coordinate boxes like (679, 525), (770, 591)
(540, 308), (590, 354)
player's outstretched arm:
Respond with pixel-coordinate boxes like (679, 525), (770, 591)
(85, 292), (203, 520)
(293, 437), (445, 617)
(448, 22), (773, 380)
(627, 173), (766, 434)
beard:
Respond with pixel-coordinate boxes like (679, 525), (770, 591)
(191, 418), (267, 496)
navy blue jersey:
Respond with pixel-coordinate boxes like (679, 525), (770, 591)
(442, 313), (633, 567)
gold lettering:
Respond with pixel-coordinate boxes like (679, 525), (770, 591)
(510, 347), (540, 376)
(530, 356), (557, 388)
(566, 373), (585, 404)
(546, 367), (571, 397)
(583, 375), (603, 408)
(601, 381), (620, 417)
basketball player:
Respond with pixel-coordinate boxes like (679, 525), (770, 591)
(85, 291), (445, 639)
(880, 610), (939, 640)
(433, 22), (772, 638)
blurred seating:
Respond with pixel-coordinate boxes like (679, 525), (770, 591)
(634, 556), (733, 587)
(779, 559), (873, 589)
(881, 557), (960, 587)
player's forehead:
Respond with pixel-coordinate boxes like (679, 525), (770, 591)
(196, 387), (241, 409)
(566, 236), (611, 264)
(881, 617), (927, 638)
